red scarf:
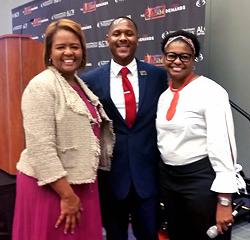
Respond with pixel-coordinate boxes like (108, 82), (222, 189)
(166, 73), (195, 121)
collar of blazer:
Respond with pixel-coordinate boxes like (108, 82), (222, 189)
(48, 66), (101, 116)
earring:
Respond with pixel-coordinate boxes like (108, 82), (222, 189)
(49, 58), (52, 65)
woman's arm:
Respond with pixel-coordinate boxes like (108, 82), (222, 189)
(216, 193), (233, 234)
(205, 85), (237, 234)
(50, 177), (82, 234)
(22, 73), (81, 233)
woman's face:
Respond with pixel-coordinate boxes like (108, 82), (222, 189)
(163, 40), (195, 81)
(50, 29), (83, 79)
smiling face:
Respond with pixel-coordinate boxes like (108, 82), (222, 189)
(163, 40), (195, 82)
(107, 18), (138, 66)
(50, 29), (83, 80)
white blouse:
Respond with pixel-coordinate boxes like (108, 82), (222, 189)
(156, 76), (238, 193)
(110, 58), (139, 119)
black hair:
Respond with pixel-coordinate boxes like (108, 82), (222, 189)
(109, 16), (138, 32)
(161, 30), (200, 58)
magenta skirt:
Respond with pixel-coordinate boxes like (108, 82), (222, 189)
(12, 172), (103, 240)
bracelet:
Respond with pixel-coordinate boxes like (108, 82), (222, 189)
(217, 196), (232, 207)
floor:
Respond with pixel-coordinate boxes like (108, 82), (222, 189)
(1, 220), (249, 240)
(1, 212), (249, 240)
(103, 216), (250, 240)
(232, 218), (250, 240)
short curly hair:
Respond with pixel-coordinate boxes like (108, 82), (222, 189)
(161, 30), (200, 58)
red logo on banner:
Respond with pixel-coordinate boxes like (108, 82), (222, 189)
(23, 6), (32, 15)
(83, 1), (97, 13)
(144, 5), (166, 21)
(144, 54), (164, 66)
(32, 18), (42, 27)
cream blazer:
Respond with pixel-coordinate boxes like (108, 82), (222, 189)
(17, 67), (114, 186)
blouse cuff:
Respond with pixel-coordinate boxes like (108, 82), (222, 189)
(210, 171), (238, 193)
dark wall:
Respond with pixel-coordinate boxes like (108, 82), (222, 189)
(12, 0), (206, 73)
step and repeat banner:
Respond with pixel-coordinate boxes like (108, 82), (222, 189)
(12, 0), (206, 72)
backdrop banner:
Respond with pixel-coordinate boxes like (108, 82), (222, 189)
(12, 0), (206, 73)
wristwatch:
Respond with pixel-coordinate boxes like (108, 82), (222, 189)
(218, 196), (231, 207)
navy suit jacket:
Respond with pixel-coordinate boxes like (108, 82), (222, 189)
(81, 60), (167, 199)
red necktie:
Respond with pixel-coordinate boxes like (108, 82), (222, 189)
(166, 73), (195, 121)
(120, 67), (136, 128)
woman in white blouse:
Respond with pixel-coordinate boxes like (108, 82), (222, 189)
(156, 30), (237, 240)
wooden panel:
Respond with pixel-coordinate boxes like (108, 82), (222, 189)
(0, 39), (10, 173)
(6, 38), (23, 174)
(21, 39), (45, 88)
(0, 36), (44, 174)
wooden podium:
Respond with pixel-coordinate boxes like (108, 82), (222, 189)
(0, 35), (44, 175)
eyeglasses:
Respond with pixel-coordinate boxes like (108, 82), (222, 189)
(164, 52), (193, 63)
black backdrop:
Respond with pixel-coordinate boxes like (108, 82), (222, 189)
(12, 0), (206, 72)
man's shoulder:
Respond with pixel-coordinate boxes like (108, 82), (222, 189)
(81, 64), (109, 78)
(83, 66), (103, 76)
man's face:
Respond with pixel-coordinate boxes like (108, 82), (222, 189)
(106, 18), (138, 66)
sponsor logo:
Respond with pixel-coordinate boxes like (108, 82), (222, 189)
(82, 0), (108, 13)
(41, 0), (62, 8)
(83, 1), (96, 13)
(66, 9), (75, 17)
(97, 18), (114, 28)
(86, 42), (98, 49)
(144, 5), (166, 20)
(161, 28), (195, 39)
(12, 11), (19, 18)
(31, 18), (49, 27)
(23, 5), (38, 15)
(138, 36), (154, 42)
(161, 31), (170, 39)
(182, 27), (195, 34)
(96, 1), (109, 8)
(41, 0), (53, 7)
(195, 53), (203, 62)
(144, 54), (164, 66)
(13, 23), (27, 31)
(196, 26), (205, 35)
(51, 9), (75, 20)
(81, 25), (92, 30)
(143, 4), (185, 20)
(196, 0), (206, 7)
(98, 60), (109, 66)
(166, 4), (186, 13)
(98, 40), (108, 48)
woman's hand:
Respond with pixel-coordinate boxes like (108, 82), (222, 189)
(55, 193), (82, 234)
(216, 194), (233, 235)
(50, 177), (82, 234)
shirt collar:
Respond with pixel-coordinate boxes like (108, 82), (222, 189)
(111, 58), (137, 77)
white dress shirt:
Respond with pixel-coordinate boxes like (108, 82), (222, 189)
(156, 76), (238, 193)
(110, 59), (139, 119)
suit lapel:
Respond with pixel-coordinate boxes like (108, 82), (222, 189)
(102, 64), (127, 125)
(137, 61), (148, 112)
(101, 64), (111, 100)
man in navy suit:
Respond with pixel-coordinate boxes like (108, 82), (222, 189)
(81, 16), (167, 240)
